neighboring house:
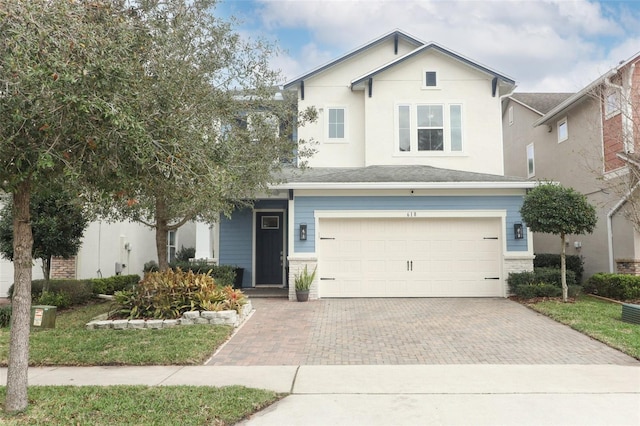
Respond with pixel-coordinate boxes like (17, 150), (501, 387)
(217, 30), (535, 300)
(502, 52), (640, 280)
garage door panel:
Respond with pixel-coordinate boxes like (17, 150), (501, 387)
(318, 217), (503, 298)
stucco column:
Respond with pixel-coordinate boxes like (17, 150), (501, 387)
(194, 221), (213, 260)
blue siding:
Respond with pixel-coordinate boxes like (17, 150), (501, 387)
(219, 208), (253, 287)
(294, 195), (528, 253)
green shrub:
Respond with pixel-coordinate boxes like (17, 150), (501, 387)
(508, 268), (576, 294)
(9, 279), (93, 307)
(175, 246), (196, 262)
(534, 267), (576, 288)
(90, 274), (140, 295)
(584, 273), (640, 301)
(0, 305), (11, 328)
(534, 253), (584, 283)
(568, 285), (583, 299)
(113, 268), (246, 319)
(37, 290), (72, 309)
(142, 261), (236, 287)
(515, 283), (562, 299)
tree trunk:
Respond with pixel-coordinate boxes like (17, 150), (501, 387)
(560, 233), (568, 302)
(155, 197), (169, 271)
(41, 255), (51, 293)
(5, 180), (33, 413)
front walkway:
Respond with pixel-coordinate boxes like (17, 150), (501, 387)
(207, 298), (639, 366)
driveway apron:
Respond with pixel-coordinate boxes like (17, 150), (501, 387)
(207, 298), (638, 366)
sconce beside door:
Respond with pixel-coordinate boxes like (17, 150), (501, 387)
(299, 223), (307, 241)
(514, 222), (524, 240)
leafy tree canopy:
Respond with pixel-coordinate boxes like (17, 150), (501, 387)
(520, 183), (597, 236)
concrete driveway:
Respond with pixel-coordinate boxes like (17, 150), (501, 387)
(207, 298), (638, 366)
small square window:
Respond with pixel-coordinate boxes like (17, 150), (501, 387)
(261, 216), (279, 229)
(425, 71), (437, 87)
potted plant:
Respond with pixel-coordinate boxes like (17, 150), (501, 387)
(294, 265), (316, 302)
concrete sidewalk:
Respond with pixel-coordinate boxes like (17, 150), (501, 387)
(2, 364), (639, 425)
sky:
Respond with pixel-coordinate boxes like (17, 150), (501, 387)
(216, 0), (640, 92)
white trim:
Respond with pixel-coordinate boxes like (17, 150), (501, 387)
(271, 181), (537, 190)
(324, 106), (347, 143)
(314, 209), (507, 219)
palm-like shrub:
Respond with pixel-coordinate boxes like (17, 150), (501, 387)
(112, 268), (246, 319)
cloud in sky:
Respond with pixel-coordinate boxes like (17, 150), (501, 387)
(220, 0), (640, 92)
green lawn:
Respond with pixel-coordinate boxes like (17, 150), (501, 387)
(0, 385), (281, 425)
(1, 299), (283, 423)
(527, 295), (640, 360)
(0, 300), (233, 366)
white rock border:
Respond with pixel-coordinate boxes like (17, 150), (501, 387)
(86, 300), (253, 330)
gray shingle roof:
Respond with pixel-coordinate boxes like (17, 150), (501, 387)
(511, 93), (574, 115)
(279, 165), (528, 184)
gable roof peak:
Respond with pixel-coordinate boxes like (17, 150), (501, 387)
(283, 29), (424, 89)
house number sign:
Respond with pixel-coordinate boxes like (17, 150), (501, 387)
(406, 211), (417, 217)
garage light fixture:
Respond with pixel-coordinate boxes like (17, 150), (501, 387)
(300, 223), (307, 241)
(514, 222), (524, 240)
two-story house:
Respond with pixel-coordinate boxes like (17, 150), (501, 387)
(503, 52), (640, 280)
(216, 30), (535, 300)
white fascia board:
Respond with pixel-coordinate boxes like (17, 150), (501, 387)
(270, 181), (537, 190)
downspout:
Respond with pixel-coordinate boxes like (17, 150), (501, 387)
(605, 62), (637, 272)
(607, 182), (640, 272)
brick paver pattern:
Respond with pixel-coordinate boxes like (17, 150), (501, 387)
(207, 298), (639, 366)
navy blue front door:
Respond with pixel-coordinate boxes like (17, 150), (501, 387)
(255, 212), (284, 285)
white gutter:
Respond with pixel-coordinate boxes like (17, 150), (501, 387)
(270, 181), (537, 190)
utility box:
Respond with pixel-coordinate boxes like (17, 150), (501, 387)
(31, 305), (57, 329)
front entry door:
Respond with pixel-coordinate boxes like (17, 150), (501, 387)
(255, 212), (284, 285)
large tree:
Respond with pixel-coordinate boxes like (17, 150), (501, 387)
(0, 181), (90, 284)
(106, 0), (316, 270)
(0, 0), (151, 412)
(520, 183), (597, 302)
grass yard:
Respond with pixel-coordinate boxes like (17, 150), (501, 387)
(0, 385), (281, 425)
(0, 300), (233, 366)
(527, 295), (640, 360)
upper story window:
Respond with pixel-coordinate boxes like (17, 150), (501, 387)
(327, 107), (346, 141)
(425, 71), (437, 87)
(397, 103), (463, 154)
(508, 105), (514, 126)
(557, 117), (568, 143)
(526, 143), (535, 178)
(605, 89), (621, 118)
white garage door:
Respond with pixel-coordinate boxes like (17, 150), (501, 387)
(318, 217), (503, 298)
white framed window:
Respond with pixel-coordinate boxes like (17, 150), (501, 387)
(326, 107), (346, 141)
(167, 230), (177, 263)
(396, 103), (463, 153)
(557, 117), (568, 143)
(508, 105), (514, 126)
(604, 89), (621, 118)
(422, 70), (438, 89)
(526, 143), (535, 178)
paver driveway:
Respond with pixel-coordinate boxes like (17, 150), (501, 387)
(207, 298), (639, 366)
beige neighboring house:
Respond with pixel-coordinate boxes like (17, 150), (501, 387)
(502, 52), (640, 281)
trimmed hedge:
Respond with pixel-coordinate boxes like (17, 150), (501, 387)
(507, 267), (576, 293)
(9, 279), (93, 309)
(534, 253), (584, 283)
(90, 274), (140, 295)
(584, 273), (640, 301)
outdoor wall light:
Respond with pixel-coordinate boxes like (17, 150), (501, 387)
(300, 223), (307, 241)
(514, 222), (524, 240)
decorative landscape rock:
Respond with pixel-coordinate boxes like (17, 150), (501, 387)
(85, 300), (253, 330)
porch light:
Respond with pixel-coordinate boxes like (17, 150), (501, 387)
(300, 223), (307, 241)
(514, 222), (524, 240)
